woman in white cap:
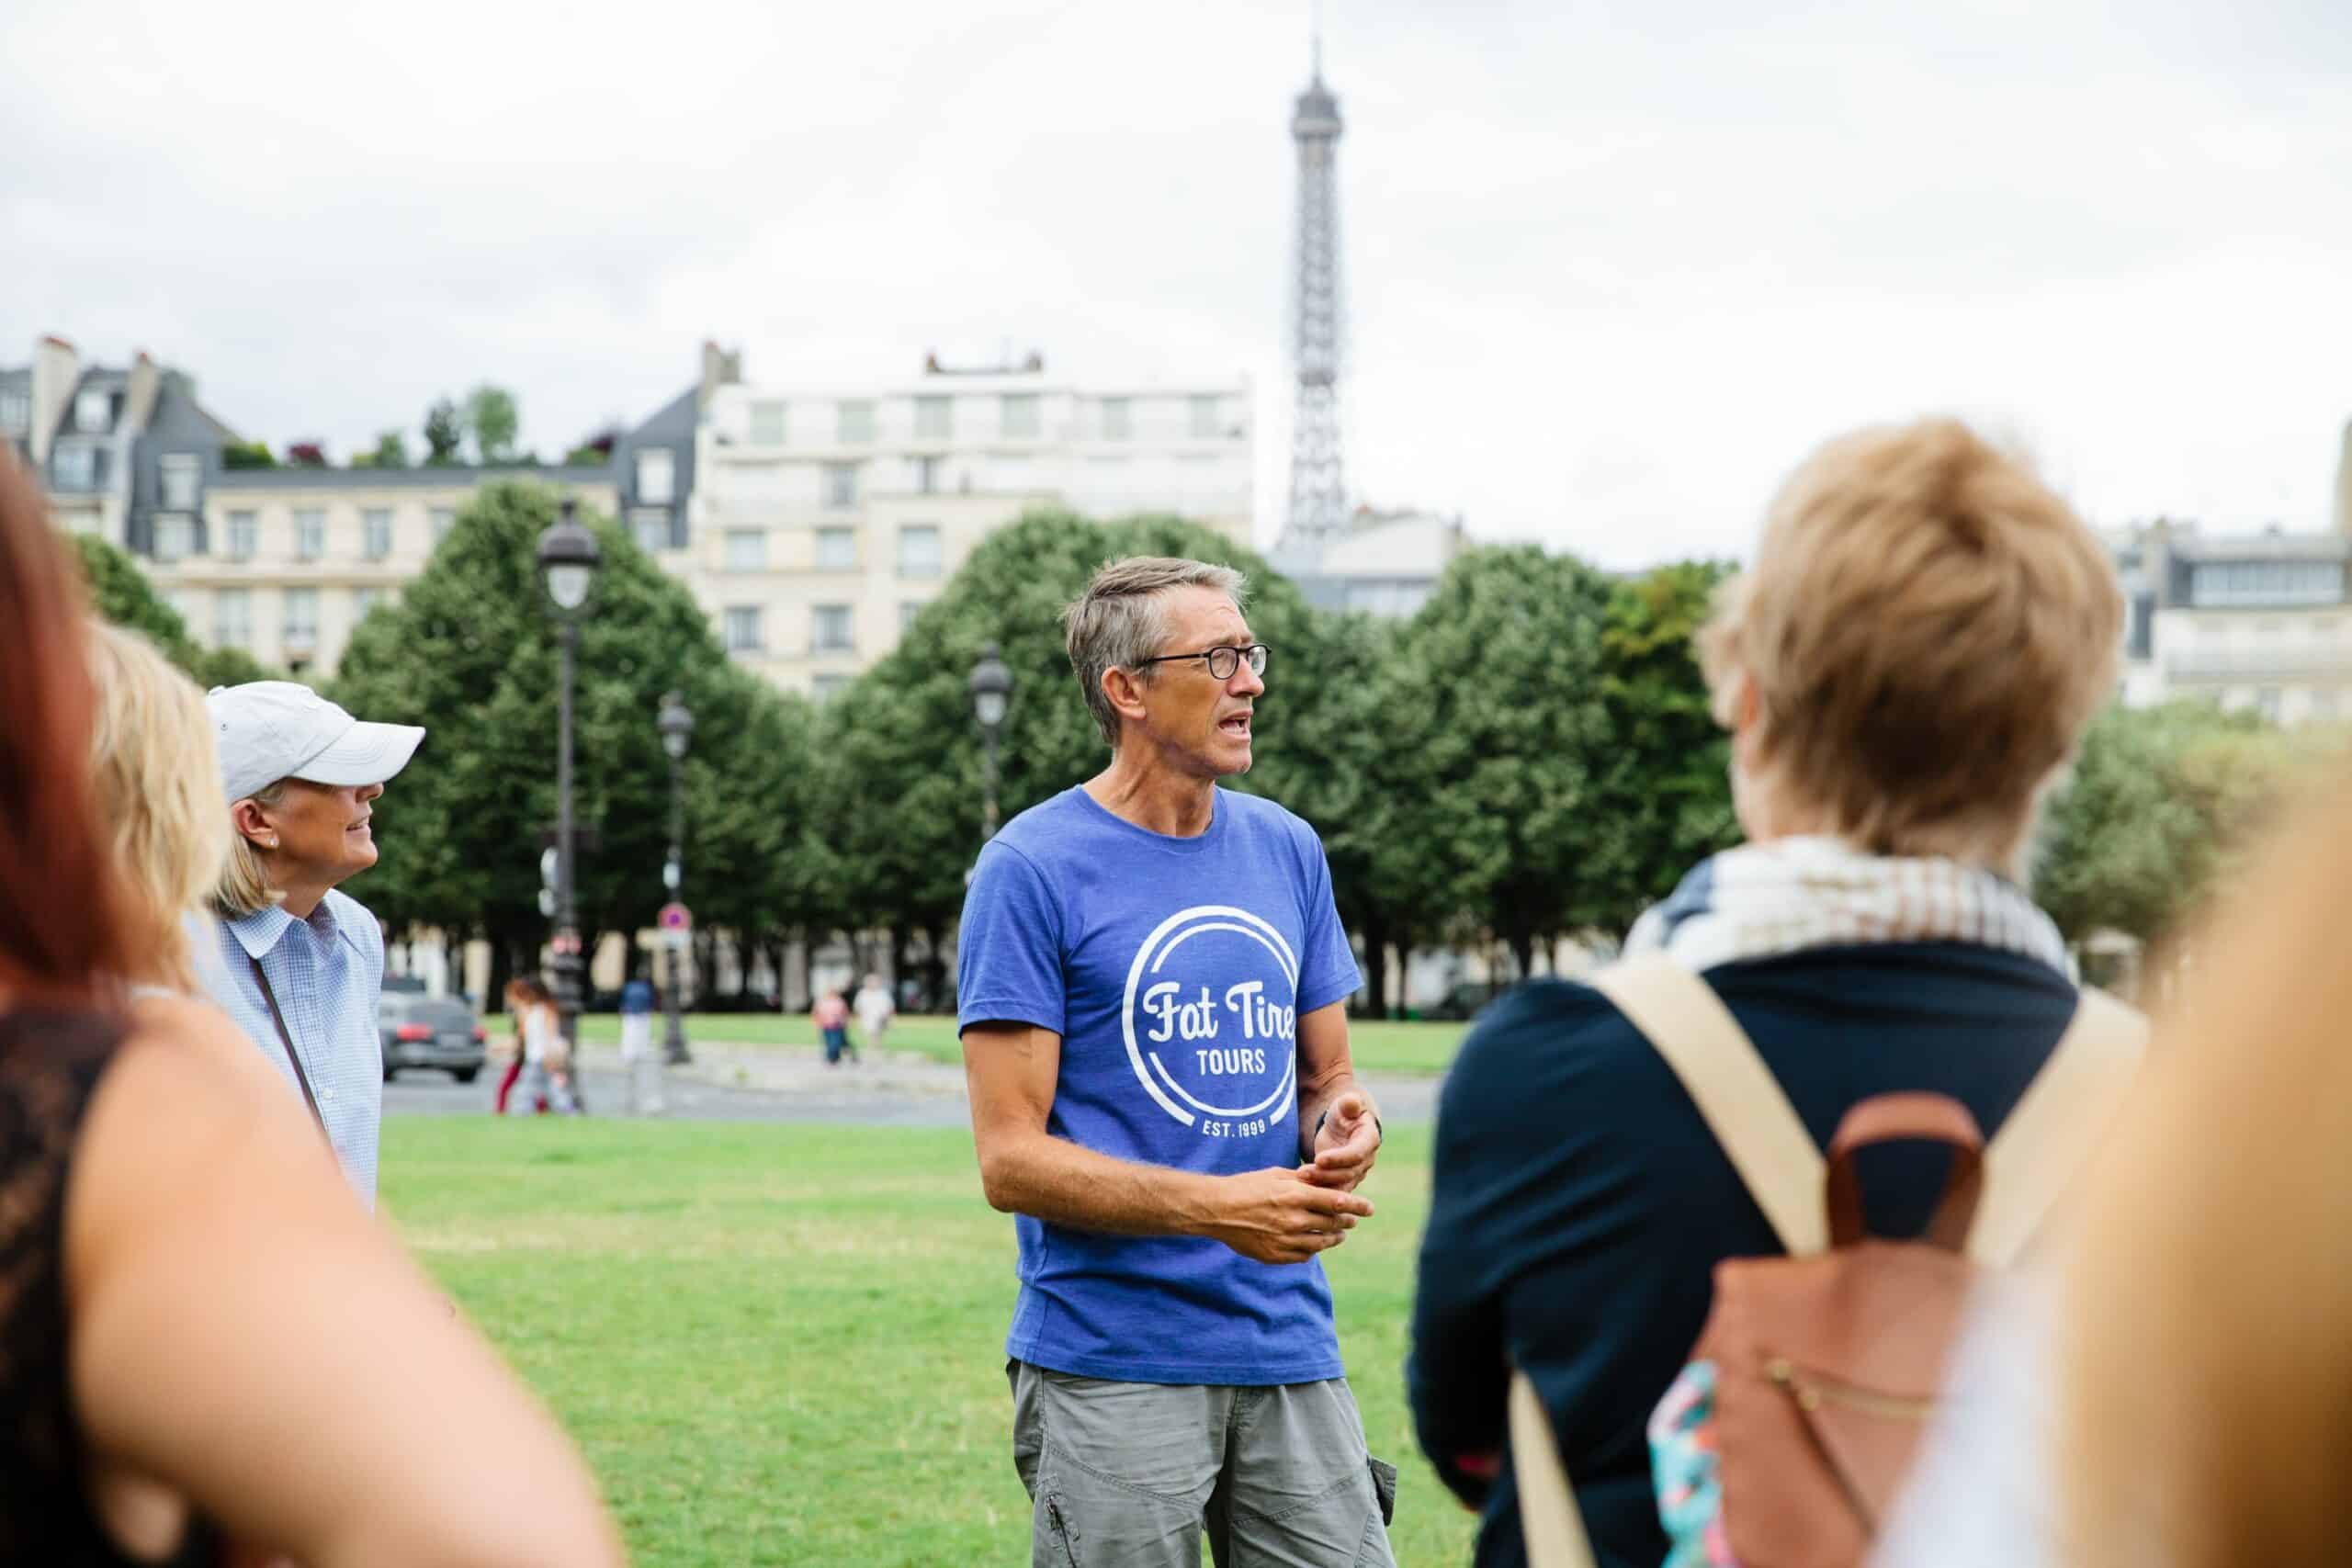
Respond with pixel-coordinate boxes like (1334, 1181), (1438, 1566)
(199, 680), (425, 1207)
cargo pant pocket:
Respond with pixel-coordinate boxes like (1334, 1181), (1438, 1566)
(1368, 1455), (1397, 1527)
(1034, 1446), (1207, 1568)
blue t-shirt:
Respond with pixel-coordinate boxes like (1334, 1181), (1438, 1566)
(956, 784), (1363, 1385)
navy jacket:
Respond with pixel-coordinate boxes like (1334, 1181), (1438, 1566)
(1407, 942), (2080, 1568)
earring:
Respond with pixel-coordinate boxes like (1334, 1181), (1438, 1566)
(266, 837), (279, 849)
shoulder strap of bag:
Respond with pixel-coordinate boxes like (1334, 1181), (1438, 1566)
(249, 956), (329, 1135)
(1965, 986), (2145, 1265)
(1509, 954), (1826, 1568)
(1510, 1368), (1597, 1568)
(1590, 952), (1827, 1256)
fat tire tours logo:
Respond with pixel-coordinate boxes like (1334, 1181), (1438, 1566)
(1121, 904), (1299, 1135)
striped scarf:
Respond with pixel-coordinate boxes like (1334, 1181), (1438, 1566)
(1623, 836), (2071, 977)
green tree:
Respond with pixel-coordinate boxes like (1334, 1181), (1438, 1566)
(367, 429), (410, 469)
(2034, 702), (2320, 947)
(1400, 545), (1616, 977)
(424, 399), (464, 466)
(220, 439), (277, 470)
(464, 385), (520, 465)
(327, 481), (818, 987)
(1581, 560), (1740, 935)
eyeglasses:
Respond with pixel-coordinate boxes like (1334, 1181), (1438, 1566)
(1134, 643), (1271, 681)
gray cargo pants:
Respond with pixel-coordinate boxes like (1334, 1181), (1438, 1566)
(1009, 1360), (1398, 1567)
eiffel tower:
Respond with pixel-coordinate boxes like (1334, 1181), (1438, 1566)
(1278, 18), (1347, 573)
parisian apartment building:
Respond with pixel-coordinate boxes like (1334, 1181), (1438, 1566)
(6, 337), (1254, 694)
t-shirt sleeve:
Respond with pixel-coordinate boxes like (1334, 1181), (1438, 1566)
(956, 839), (1068, 1036)
(1292, 820), (1361, 1017)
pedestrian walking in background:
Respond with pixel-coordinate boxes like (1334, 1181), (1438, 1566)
(196, 680), (424, 1208)
(0, 455), (625, 1567)
(853, 972), (895, 1057)
(815, 987), (854, 1066)
(960, 556), (1394, 1568)
(506, 976), (575, 1115)
(619, 973), (656, 1062)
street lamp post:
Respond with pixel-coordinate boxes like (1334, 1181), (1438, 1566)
(967, 641), (1013, 842)
(657, 689), (695, 1066)
(536, 498), (601, 1068)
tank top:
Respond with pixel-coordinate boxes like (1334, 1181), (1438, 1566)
(0, 1005), (222, 1566)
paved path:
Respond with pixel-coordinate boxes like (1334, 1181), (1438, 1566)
(388, 1042), (1439, 1127)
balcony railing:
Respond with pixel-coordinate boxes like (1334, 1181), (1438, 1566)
(2164, 649), (2352, 682)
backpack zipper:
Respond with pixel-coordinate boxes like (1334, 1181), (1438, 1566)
(1763, 1357), (1934, 1421)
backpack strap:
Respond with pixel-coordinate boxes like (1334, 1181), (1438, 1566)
(1510, 1367), (1597, 1568)
(1590, 953), (1828, 1257)
(1965, 986), (2146, 1266)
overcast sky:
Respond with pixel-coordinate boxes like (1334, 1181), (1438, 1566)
(5, 0), (2346, 566)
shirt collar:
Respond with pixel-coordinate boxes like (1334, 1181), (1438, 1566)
(226, 894), (359, 961)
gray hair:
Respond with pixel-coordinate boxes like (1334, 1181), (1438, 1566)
(1062, 556), (1249, 748)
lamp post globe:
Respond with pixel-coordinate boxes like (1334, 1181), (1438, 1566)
(967, 641), (1013, 842)
(656, 689), (695, 1066)
(536, 497), (601, 1086)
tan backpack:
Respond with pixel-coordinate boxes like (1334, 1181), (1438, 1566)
(1510, 953), (2145, 1568)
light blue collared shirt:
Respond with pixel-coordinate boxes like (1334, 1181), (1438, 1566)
(198, 890), (386, 1204)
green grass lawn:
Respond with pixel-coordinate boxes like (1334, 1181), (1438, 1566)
(383, 1118), (1476, 1567)
(572, 1012), (1469, 1077)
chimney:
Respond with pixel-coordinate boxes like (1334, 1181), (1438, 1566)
(28, 334), (79, 465)
(126, 352), (162, 432)
(698, 340), (742, 411)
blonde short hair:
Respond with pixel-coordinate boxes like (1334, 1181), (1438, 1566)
(85, 622), (232, 990)
(210, 776), (289, 919)
(1062, 556), (1248, 747)
(1700, 419), (2120, 872)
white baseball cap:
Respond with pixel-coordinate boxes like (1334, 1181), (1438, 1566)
(207, 682), (426, 805)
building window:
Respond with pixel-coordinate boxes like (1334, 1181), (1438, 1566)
(725, 528), (768, 572)
(816, 527), (856, 572)
(914, 395), (953, 442)
(52, 444), (96, 491)
(153, 515), (197, 562)
(635, 448), (676, 506)
(215, 589), (251, 649)
(430, 507), (457, 547)
(160, 453), (201, 511)
(284, 587), (320, 647)
(915, 455), (942, 495)
(2190, 559), (2346, 607)
(811, 674), (849, 704)
(75, 389), (111, 431)
(1189, 394), (1221, 439)
(295, 509), (325, 560)
(822, 462), (859, 509)
(227, 511), (258, 559)
(363, 508), (393, 560)
(1001, 393), (1041, 439)
(354, 587), (383, 620)
(898, 524), (942, 579)
(836, 400), (876, 444)
(749, 400), (787, 446)
(0, 391), (26, 433)
(1101, 397), (1133, 441)
(899, 600), (925, 635)
(630, 509), (671, 554)
(811, 604), (854, 653)
(723, 606), (764, 653)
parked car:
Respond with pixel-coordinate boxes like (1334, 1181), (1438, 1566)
(1426, 980), (1510, 1021)
(379, 987), (487, 1082)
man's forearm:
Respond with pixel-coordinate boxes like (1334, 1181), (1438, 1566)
(978, 1127), (1217, 1237)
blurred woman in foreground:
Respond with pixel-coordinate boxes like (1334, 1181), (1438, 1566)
(1883, 775), (2352, 1566)
(0, 458), (624, 1566)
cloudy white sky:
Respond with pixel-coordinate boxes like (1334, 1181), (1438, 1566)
(5, 0), (2346, 566)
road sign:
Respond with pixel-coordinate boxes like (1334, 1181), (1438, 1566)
(659, 901), (692, 932)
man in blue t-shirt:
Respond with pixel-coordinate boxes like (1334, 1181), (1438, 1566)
(959, 556), (1396, 1568)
